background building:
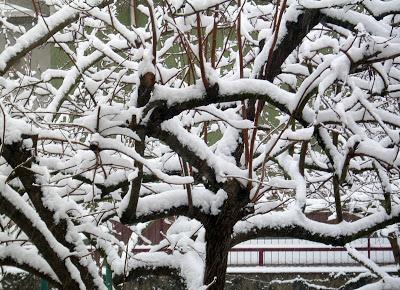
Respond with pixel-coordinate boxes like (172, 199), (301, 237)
(0, 0), (52, 72)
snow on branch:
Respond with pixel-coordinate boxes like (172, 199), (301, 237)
(0, 0), (400, 289)
(0, 4), (80, 75)
(233, 207), (400, 246)
(0, 245), (61, 287)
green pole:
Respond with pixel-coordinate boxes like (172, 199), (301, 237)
(40, 279), (48, 290)
(104, 264), (113, 290)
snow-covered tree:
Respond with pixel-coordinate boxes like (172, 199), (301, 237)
(0, 0), (400, 289)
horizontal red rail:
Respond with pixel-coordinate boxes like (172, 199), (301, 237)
(132, 247), (393, 253)
(229, 247), (393, 252)
(229, 246), (393, 265)
(132, 245), (394, 266)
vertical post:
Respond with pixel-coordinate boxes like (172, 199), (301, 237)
(104, 264), (113, 290)
(368, 236), (371, 259)
(40, 279), (48, 290)
(258, 249), (264, 266)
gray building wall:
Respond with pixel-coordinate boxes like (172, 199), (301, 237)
(0, 0), (51, 73)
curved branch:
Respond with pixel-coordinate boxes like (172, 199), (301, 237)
(0, 177), (82, 288)
(0, 246), (61, 288)
(1, 139), (103, 289)
(0, 6), (79, 75)
(232, 207), (400, 247)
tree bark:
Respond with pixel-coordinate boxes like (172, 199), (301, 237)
(203, 218), (233, 290)
(388, 232), (400, 275)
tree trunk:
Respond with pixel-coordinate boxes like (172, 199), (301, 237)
(388, 232), (400, 275)
(203, 219), (232, 290)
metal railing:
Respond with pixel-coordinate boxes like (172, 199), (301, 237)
(132, 237), (396, 267)
(228, 237), (395, 266)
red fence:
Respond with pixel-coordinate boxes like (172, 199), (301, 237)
(228, 245), (393, 266)
(132, 237), (396, 267)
